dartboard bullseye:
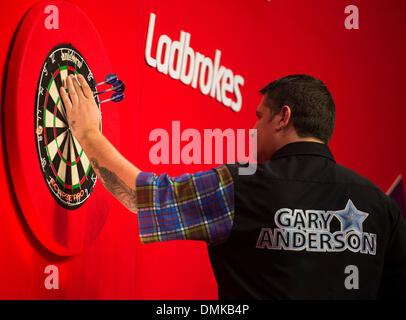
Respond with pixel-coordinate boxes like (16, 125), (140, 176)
(34, 44), (99, 210)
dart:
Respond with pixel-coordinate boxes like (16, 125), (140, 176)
(99, 92), (124, 104)
(94, 73), (118, 87)
(95, 80), (125, 95)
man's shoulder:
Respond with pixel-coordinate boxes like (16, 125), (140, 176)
(333, 163), (383, 192)
(226, 160), (386, 196)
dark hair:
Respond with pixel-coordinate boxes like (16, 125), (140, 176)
(259, 74), (335, 144)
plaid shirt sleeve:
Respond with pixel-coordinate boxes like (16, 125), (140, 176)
(135, 165), (234, 246)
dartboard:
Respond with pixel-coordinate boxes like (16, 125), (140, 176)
(4, 0), (119, 255)
(35, 44), (99, 210)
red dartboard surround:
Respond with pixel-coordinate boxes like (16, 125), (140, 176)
(4, 0), (119, 255)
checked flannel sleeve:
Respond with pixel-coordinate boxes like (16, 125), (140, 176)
(135, 165), (234, 246)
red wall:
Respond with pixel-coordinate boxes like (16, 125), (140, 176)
(0, 0), (405, 299)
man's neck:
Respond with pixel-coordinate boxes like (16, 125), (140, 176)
(293, 136), (324, 144)
(276, 136), (324, 152)
(269, 136), (324, 161)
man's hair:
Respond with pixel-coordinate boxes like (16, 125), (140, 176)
(259, 74), (335, 144)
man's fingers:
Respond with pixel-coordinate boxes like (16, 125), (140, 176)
(77, 74), (93, 99)
(66, 75), (79, 105)
(71, 74), (85, 100)
(59, 85), (72, 113)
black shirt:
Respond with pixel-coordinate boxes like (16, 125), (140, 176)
(208, 142), (406, 299)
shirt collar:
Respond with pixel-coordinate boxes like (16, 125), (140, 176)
(270, 141), (335, 163)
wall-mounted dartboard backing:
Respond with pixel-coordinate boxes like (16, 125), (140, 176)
(4, 0), (119, 256)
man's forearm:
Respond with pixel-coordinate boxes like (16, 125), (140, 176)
(79, 131), (141, 213)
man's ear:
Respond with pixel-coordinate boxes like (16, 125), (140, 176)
(276, 105), (292, 130)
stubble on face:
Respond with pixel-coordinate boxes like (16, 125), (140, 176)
(254, 97), (277, 163)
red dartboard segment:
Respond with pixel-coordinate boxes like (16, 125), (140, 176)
(3, 0), (119, 256)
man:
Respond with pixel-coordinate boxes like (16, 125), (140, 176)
(60, 74), (406, 299)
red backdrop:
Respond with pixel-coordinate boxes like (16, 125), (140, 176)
(0, 0), (405, 299)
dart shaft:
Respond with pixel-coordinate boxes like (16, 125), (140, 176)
(95, 87), (114, 95)
(94, 82), (124, 95)
(99, 92), (124, 104)
(99, 98), (114, 104)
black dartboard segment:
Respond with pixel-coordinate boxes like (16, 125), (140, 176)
(34, 44), (100, 210)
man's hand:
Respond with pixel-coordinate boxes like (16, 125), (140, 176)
(59, 74), (101, 144)
(59, 73), (141, 213)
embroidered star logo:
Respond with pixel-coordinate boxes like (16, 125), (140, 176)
(333, 199), (369, 233)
